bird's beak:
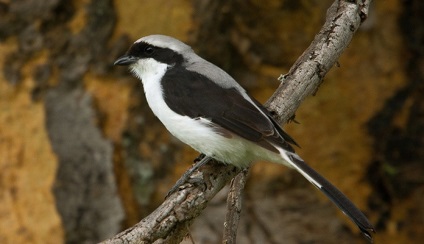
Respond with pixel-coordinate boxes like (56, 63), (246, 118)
(114, 55), (138, 66)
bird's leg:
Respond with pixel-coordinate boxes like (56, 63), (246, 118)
(166, 154), (211, 198)
(194, 153), (206, 163)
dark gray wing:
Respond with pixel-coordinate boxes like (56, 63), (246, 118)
(161, 68), (296, 153)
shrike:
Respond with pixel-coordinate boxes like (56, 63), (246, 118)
(114, 34), (374, 241)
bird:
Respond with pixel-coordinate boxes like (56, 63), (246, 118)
(114, 34), (375, 241)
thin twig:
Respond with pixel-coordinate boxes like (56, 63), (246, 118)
(222, 168), (249, 244)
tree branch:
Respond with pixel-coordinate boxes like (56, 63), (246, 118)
(222, 168), (249, 244)
(101, 0), (372, 243)
(266, 0), (370, 122)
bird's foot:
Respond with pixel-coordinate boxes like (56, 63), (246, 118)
(166, 155), (211, 198)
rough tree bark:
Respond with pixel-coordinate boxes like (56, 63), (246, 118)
(101, 0), (372, 243)
(222, 168), (249, 244)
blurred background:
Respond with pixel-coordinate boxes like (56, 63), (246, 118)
(0, 0), (423, 243)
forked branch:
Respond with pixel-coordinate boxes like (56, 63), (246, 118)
(101, 1), (372, 243)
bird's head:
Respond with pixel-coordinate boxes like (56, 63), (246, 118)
(114, 35), (193, 81)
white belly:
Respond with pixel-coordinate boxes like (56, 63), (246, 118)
(131, 58), (283, 167)
(143, 75), (250, 166)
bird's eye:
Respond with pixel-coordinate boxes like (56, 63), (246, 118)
(144, 46), (155, 55)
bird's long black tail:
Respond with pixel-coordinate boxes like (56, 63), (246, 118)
(280, 151), (375, 242)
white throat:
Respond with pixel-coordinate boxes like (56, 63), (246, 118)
(130, 58), (169, 85)
(129, 58), (173, 131)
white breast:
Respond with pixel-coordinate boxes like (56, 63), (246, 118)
(129, 58), (282, 167)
